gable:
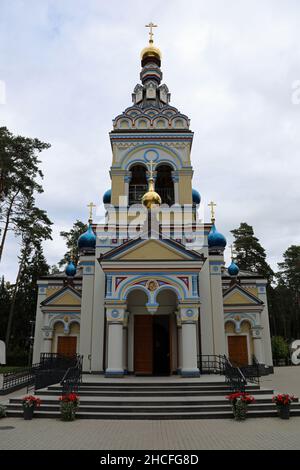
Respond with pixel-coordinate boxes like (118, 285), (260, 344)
(116, 239), (190, 261)
(51, 292), (81, 306)
(223, 286), (263, 306)
(41, 287), (81, 307)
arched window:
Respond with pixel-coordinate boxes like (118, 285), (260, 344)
(128, 165), (148, 205)
(155, 164), (175, 205)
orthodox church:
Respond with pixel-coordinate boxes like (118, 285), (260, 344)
(32, 26), (273, 377)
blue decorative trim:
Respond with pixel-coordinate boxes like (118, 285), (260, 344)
(181, 369), (200, 377)
(80, 261), (95, 266)
(209, 260), (224, 265)
(105, 370), (124, 377)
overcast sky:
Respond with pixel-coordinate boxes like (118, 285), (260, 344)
(1, 0), (300, 282)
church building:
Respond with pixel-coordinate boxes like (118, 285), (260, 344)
(32, 26), (273, 377)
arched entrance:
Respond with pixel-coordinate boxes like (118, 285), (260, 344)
(127, 288), (178, 376)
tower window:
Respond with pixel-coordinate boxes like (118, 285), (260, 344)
(155, 164), (175, 206)
(128, 165), (148, 205)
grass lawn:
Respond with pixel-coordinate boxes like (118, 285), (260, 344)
(0, 366), (26, 373)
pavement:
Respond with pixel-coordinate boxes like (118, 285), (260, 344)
(0, 367), (300, 450)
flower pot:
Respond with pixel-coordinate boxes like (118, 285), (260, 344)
(23, 406), (34, 420)
(60, 403), (77, 421)
(277, 405), (290, 420)
(233, 401), (248, 421)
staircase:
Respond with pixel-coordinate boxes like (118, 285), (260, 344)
(5, 378), (300, 419)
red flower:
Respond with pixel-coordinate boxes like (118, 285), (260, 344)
(226, 392), (255, 404)
(59, 393), (79, 405)
(22, 395), (41, 407)
(272, 394), (294, 406)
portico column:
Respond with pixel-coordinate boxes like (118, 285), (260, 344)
(41, 328), (53, 354)
(179, 306), (200, 377)
(105, 306), (126, 377)
(176, 312), (182, 373)
(251, 328), (265, 364)
(123, 312), (129, 374)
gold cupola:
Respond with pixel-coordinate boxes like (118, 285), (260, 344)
(142, 177), (161, 209)
(142, 159), (161, 209)
(141, 22), (162, 66)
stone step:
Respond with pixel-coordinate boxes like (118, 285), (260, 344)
(10, 396), (280, 406)
(47, 385), (260, 392)
(6, 402), (300, 413)
(37, 388), (273, 397)
(6, 408), (300, 420)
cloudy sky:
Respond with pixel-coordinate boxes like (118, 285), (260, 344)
(1, 0), (300, 281)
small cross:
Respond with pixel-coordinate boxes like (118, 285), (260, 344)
(87, 201), (96, 221)
(145, 22), (157, 42)
(230, 243), (236, 260)
(208, 201), (216, 221)
(147, 159), (155, 179)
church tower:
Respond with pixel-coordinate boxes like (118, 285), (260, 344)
(32, 25), (273, 377)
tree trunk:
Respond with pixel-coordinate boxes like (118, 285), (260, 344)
(5, 248), (26, 351)
(0, 191), (18, 263)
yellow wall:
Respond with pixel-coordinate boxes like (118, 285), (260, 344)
(52, 292), (81, 306)
(111, 175), (125, 204)
(178, 175), (192, 204)
(119, 240), (187, 261)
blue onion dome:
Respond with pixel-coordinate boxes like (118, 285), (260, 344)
(228, 260), (239, 276)
(77, 224), (96, 250)
(208, 223), (227, 249)
(65, 260), (76, 277)
(103, 189), (111, 205)
(192, 188), (201, 205)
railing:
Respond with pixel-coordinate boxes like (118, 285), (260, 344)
(198, 354), (226, 375)
(198, 354), (247, 392)
(61, 355), (83, 395)
(0, 353), (81, 394)
(231, 356), (260, 385)
(128, 185), (175, 206)
(223, 357), (247, 392)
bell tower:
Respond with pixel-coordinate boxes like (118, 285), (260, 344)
(104, 24), (201, 226)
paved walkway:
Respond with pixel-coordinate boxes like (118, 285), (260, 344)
(0, 367), (300, 450)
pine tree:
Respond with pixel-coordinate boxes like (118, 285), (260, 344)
(0, 127), (50, 262)
(58, 220), (88, 267)
(231, 222), (274, 281)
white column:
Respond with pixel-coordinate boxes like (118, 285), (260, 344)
(209, 256), (226, 356)
(41, 330), (53, 354)
(32, 283), (48, 363)
(176, 312), (182, 373)
(252, 328), (265, 364)
(79, 255), (95, 372)
(179, 306), (200, 377)
(105, 306), (126, 377)
(122, 312), (129, 373)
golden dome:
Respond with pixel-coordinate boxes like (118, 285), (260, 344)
(142, 177), (161, 209)
(141, 40), (162, 62)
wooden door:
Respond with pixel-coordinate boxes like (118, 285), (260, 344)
(134, 315), (153, 375)
(57, 336), (77, 357)
(228, 336), (248, 366)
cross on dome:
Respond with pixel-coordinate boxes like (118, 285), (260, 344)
(145, 22), (157, 42)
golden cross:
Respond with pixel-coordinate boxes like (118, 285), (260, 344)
(147, 159), (155, 179)
(208, 201), (216, 221)
(145, 22), (157, 42)
(87, 201), (96, 221)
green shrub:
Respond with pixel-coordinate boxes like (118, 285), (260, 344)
(272, 336), (289, 360)
(0, 404), (6, 418)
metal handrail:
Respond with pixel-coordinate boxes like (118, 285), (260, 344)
(60, 355), (83, 395)
(0, 353), (81, 394)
